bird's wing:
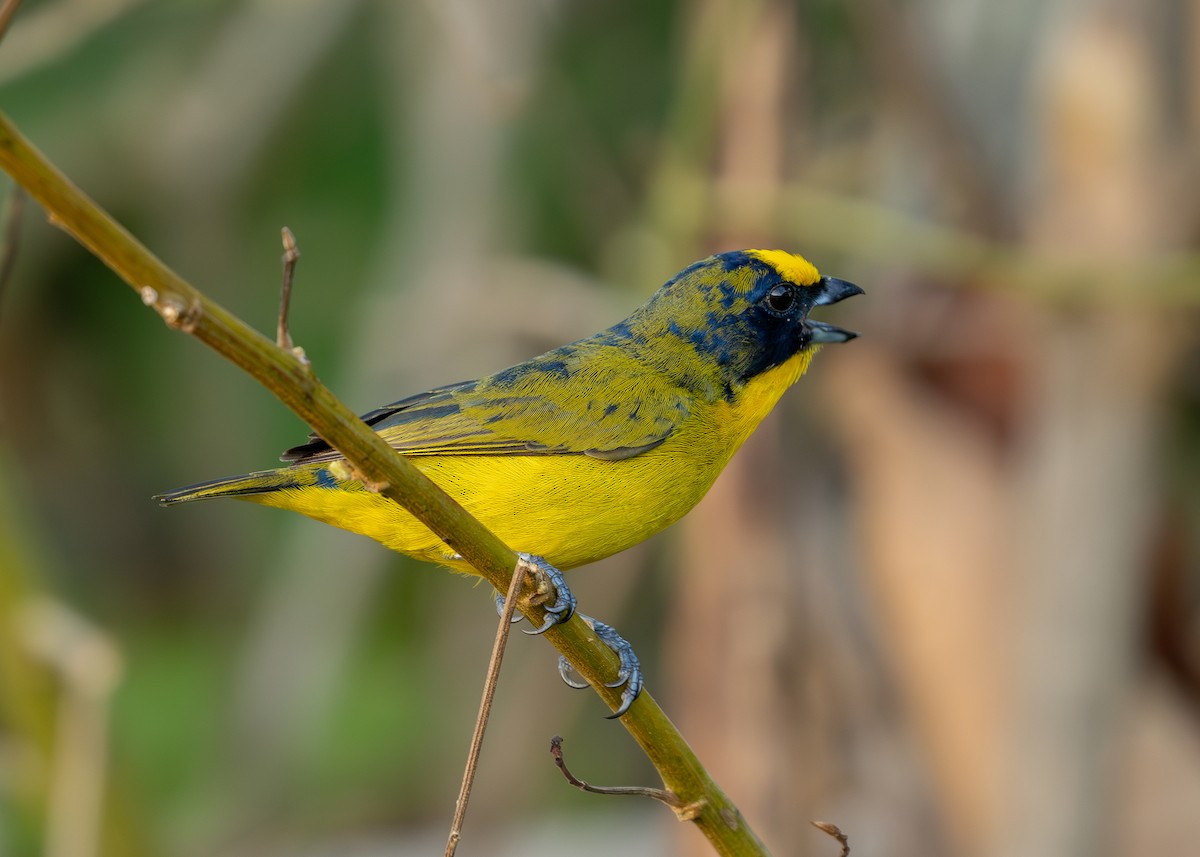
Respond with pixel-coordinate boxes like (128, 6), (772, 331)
(281, 355), (693, 465)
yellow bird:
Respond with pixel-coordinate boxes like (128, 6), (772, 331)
(157, 249), (861, 713)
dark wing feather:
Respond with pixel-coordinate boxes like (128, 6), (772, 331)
(280, 381), (479, 462)
(281, 345), (692, 465)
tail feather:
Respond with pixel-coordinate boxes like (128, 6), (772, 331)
(154, 468), (308, 506)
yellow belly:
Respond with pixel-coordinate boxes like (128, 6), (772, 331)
(252, 424), (720, 571)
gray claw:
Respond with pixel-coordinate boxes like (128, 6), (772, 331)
(494, 592), (525, 623)
(557, 614), (643, 718)
(557, 656), (590, 689)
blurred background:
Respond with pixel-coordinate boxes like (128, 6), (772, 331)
(0, 0), (1198, 855)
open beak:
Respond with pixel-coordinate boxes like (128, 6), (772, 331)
(807, 276), (863, 343)
(809, 320), (858, 343)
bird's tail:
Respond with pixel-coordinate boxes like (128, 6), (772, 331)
(154, 467), (311, 506)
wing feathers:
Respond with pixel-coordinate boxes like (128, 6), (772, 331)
(282, 347), (691, 466)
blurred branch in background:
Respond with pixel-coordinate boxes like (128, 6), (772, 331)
(0, 0), (145, 86)
(140, 0), (369, 204)
(993, 8), (1186, 857)
(0, 453), (152, 857)
(0, 183), (23, 323)
(22, 600), (122, 857)
(777, 185), (1200, 307)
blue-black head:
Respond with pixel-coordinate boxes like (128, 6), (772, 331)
(623, 249), (863, 394)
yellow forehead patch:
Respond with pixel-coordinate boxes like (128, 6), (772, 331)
(747, 249), (821, 287)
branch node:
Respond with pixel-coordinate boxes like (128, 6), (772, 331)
(144, 289), (202, 333)
(674, 800), (707, 822)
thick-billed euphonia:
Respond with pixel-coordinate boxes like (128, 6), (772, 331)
(157, 249), (861, 713)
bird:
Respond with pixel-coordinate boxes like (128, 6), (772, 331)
(157, 248), (862, 714)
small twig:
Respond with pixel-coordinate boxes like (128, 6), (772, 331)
(549, 735), (680, 807)
(276, 226), (300, 351)
(0, 183), (24, 321)
(811, 821), (850, 856)
(444, 555), (528, 857)
(0, 0), (24, 45)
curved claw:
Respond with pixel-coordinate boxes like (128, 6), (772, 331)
(590, 618), (642, 718)
(556, 614), (643, 718)
(494, 592), (525, 623)
(526, 611), (558, 635)
(557, 656), (590, 689)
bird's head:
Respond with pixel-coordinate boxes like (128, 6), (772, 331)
(625, 249), (863, 395)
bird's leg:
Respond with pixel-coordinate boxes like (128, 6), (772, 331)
(558, 615), (642, 719)
(492, 553), (576, 633)
(493, 553), (642, 718)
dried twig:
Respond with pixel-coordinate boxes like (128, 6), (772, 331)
(276, 226), (300, 352)
(549, 735), (680, 808)
(811, 821), (850, 857)
(444, 556), (528, 857)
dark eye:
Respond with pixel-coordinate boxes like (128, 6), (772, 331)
(764, 283), (795, 313)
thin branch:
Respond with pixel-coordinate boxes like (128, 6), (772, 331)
(775, 183), (1200, 306)
(0, 109), (772, 857)
(444, 555), (528, 857)
(550, 735), (681, 807)
(276, 226), (300, 352)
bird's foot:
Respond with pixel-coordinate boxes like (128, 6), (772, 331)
(493, 554), (641, 717)
(558, 615), (642, 719)
(493, 553), (576, 634)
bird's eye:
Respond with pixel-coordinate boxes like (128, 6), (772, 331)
(764, 283), (795, 313)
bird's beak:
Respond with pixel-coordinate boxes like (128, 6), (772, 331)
(813, 276), (864, 306)
(808, 276), (863, 343)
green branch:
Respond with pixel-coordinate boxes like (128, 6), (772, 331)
(0, 110), (770, 856)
